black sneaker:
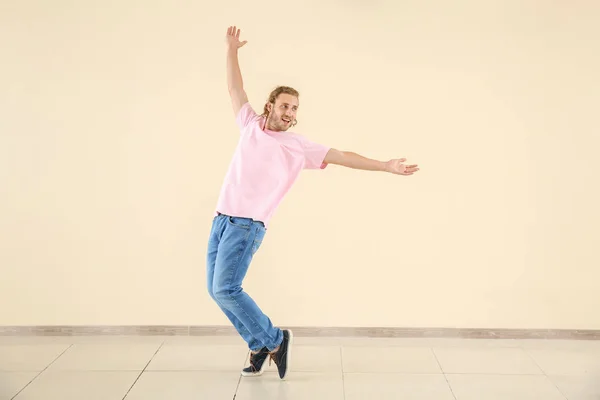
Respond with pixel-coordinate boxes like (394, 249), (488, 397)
(241, 347), (269, 377)
(269, 329), (293, 380)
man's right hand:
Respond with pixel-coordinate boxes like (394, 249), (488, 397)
(226, 26), (247, 50)
(225, 26), (249, 117)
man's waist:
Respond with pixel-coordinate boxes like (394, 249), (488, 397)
(216, 211), (266, 227)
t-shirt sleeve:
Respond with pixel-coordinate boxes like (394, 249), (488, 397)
(235, 102), (259, 132)
(299, 136), (331, 170)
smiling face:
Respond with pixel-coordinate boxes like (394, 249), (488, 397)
(265, 93), (299, 132)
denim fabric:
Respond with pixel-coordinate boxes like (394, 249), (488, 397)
(206, 214), (283, 351)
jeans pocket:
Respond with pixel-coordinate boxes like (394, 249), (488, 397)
(227, 216), (252, 229)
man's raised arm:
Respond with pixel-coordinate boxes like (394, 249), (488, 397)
(225, 26), (249, 116)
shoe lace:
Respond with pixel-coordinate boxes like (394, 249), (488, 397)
(248, 351), (262, 371)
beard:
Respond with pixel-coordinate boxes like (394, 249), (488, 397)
(267, 114), (292, 131)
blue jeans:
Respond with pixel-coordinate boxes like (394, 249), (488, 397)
(207, 214), (283, 352)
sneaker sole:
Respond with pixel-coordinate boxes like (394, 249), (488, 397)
(240, 368), (265, 377)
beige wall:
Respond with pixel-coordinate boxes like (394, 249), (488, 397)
(1, 1), (599, 330)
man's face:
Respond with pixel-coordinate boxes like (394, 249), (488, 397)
(267, 93), (299, 132)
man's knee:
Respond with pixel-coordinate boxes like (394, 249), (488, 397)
(213, 284), (238, 307)
(207, 282), (220, 304)
(213, 288), (231, 304)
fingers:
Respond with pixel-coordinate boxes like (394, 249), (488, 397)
(389, 159), (419, 175)
(227, 26), (241, 38)
(400, 165), (419, 175)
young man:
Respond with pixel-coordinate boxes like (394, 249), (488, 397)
(207, 26), (419, 380)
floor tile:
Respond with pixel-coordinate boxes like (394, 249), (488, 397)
(1, 335), (598, 399)
(163, 335), (246, 346)
(124, 371), (239, 400)
(293, 337), (343, 346)
(0, 372), (39, 400)
(342, 346), (441, 373)
(147, 344), (248, 371)
(525, 348), (600, 376)
(257, 345), (341, 373)
(521, 340), (600, 352)
(340, 337), (522, 348)
(13, 371), (138, 400)
(549, 375), (600, 400)
(0, 344), (70, 371)
(0, 337), (65, 345)
(0, 336), (165, 346)
(343, 373), (455, 400)
(47, 343), (160, 371)
(446, 374), (566, 400)
(63, 336), (166, 345)
(236, 371), (344, 400)
(433, 347), (543, 374)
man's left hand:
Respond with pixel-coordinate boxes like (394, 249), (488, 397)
(385, 158), (419, 175)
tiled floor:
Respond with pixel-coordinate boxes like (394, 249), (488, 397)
(1, 335), (599, 399)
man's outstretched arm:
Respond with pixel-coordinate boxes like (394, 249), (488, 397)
(324, 148), (419, 176)
(225, 26), (249, 116)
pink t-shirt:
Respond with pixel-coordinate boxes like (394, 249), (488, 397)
(215, 102), (330, 227)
